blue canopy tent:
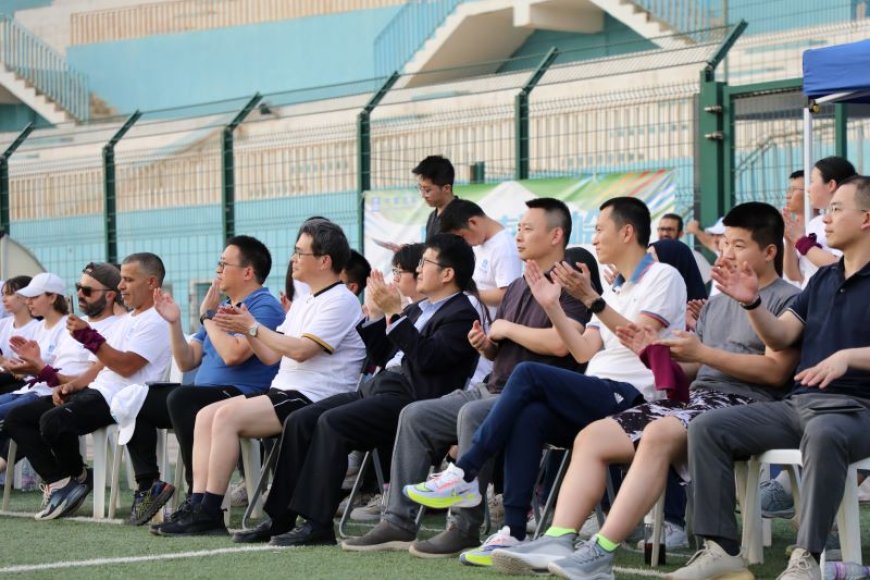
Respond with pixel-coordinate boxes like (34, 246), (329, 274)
(801, 39), (870, 224)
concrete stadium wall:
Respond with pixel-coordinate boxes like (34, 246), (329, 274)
(65, 6), (402, 113)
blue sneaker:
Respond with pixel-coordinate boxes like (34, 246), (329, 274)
(36, 478), (90, 520)
(459, 526), (521, 567)
(548, 538), (615, 580)
(760, 479), (795, 519)
(403, 464), (481, 509)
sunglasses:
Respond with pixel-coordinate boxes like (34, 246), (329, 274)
(75, 283), (110, 297)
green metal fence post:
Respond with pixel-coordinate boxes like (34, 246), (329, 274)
(222, 93), (262, 242)
(834, 103), (847, 159)
(515, 47), (558, 181)
(0, 123), (34, 234)
(696, 21), (746, 233)
(357, 72), (400, 248)
(103, 110), (142, 264)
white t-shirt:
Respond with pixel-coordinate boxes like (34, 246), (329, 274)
(15, 315), (124, 397)
(0, 317), (39, 361)
(796, 215), (843, 289)
(473, 228), (522, 319)
(89, 307), (171, 404)
(586, 261), (687, 402)
(31, 319), (67, 370)
(270, 282), (366, 401)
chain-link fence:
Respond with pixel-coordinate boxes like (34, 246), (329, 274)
(5, 21), (859, 332)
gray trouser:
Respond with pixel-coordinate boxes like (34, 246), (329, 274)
(384, 384), (498, 535)
(688, 392), (870, 552)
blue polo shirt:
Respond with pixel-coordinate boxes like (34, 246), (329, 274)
(192, 287), (285, 395)
(788, 259), (870, 400)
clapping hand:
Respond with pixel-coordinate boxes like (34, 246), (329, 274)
(524, 260), (562, 310)
(615, 323), (658, 356)
(367, 270), (403, 318)
(153, 288), (181, 323)
(710, 256), (759, 305)
(212, 303), (256, 334)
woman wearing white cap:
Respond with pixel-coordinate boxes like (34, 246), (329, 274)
(0, 273), (68, 474)
(0, 276), (39, 388)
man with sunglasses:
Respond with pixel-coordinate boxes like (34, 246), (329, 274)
(124, 235), (285, 528)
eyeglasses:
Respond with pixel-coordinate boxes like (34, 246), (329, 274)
(391, 268), (413, 278)
(292, 247), (320, 258)
(75, 283), (110, 297)
(826, 205), (869, 216)
(216, 261), (245, 271)
(418, 257), (445, 270)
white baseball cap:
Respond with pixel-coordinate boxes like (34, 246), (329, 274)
(17, 272), (65, 298)
(704, 217), (726, 235)
(110, 384), (149, 445)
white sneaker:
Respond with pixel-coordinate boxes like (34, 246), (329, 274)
(635, 520), (690, 550)
(229, 479), (248, 507)
(776, 548), (821, 580)
(403, 464), (481, 509)
(665, 539), (753, 580)
(459, 526), (521, 567)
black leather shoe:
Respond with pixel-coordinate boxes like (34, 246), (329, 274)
(269, 520), (336, 547)
(232, 519), (283, 544)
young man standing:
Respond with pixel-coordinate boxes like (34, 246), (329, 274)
(405, 197), (687, 559)
(342, 199), (590, 561)
(491, 202), (800, 577)
(414, 155), (457, 241)
(670, 175), (870, 580)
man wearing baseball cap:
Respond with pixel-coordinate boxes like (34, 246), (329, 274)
(5, 253), (171, 520)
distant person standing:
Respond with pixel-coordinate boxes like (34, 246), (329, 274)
(414, 155), (457, 241)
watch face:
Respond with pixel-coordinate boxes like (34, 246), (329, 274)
(248, 324), (258, 336)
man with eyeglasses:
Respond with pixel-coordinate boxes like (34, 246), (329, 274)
(657, 212), (713, 285)
(414, 155), (458, 241)
(121, 236), (285, 528)
(672, 175), (870, 580)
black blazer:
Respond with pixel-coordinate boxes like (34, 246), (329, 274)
(357, 292), (480, 401)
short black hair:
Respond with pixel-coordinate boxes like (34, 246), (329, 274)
(788, 170), (804, 180)
(297, 218), (351, 274)
(123, 252), (165, 286)
(438, 199), (485, 234)
(722, 202), (785, 276)
(815, 156), (856, 186)
(226, 235), (272, 284)
(392, 243), (425, 280)
(2, 275), (32, 295)
(841, 174), (870, 210)
(412, 155), (455, 187)
(425, 234), (476, 293)
(661, 213), (684, 233)
(525, 198), (572, 248)
(343, 250), (372, 295)
(600, 197), (651, 247)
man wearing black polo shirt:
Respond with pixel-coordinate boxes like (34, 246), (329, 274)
(672, 175), (870, 580)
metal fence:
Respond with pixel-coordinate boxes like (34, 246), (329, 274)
(0, 22), (857, 332)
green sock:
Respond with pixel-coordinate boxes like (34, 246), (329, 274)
(595, 534), (619, 552)
(544, 527), (577, 537)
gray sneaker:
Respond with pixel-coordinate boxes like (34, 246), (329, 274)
(491, 532), (577, 575)
(350, 493), (384, 522)
(760, 479), (795, 519)
(341, 520), (416, 552)
(548, 539), (615, 580)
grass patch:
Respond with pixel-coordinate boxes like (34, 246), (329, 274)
(1, 487), (867, 579)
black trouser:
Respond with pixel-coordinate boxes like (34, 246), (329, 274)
(4, 389), (113, 483)
(142, 384), (245, 490)
(265, 372), (415, 529)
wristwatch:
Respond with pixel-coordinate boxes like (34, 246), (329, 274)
(199, 309), (216, 325)
(247, 322), (260, 337)
(588, 297), (607, 314)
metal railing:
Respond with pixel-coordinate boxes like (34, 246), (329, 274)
(0, 14), (90, 122)
(374, 0), (472, 78)
(71, 0), (407, 45)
